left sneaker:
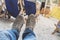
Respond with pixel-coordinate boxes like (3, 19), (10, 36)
(12, 15), (24, 33)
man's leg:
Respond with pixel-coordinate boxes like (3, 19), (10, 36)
(0, 29), (19, 40)
(22, 28), (36, 40)
(24, 1), (36, 15)
(0, 15), (24, 40)
(22, 14), (36, 40)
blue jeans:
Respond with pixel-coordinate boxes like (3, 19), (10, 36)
(5, 0), (19, 17)
(24, 0), (36, 15)
(0, 28), (36, 40)
(22, 28), (36, 40)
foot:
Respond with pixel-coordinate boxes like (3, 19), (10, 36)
(22, 14), (36, 40)
(12, 15), (24, 33)
(26, 14), (36, 30)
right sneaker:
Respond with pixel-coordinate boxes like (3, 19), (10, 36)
(26, 14), (36, 30)
(22, 14), (36, 40)
(12, 15), (24, 33)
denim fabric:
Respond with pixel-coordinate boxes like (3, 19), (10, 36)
(22, 28), (36, 40)
(5, 0), (19, 17)
(0, 28), (36, 40)
(24, 0), (36, 15)
(0, 29), (19, 40)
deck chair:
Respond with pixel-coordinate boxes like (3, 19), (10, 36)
(5, 0), (19, 18)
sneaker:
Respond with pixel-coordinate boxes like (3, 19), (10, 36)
(26, 14), (36, 30)
(12, 15), (24, 33)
